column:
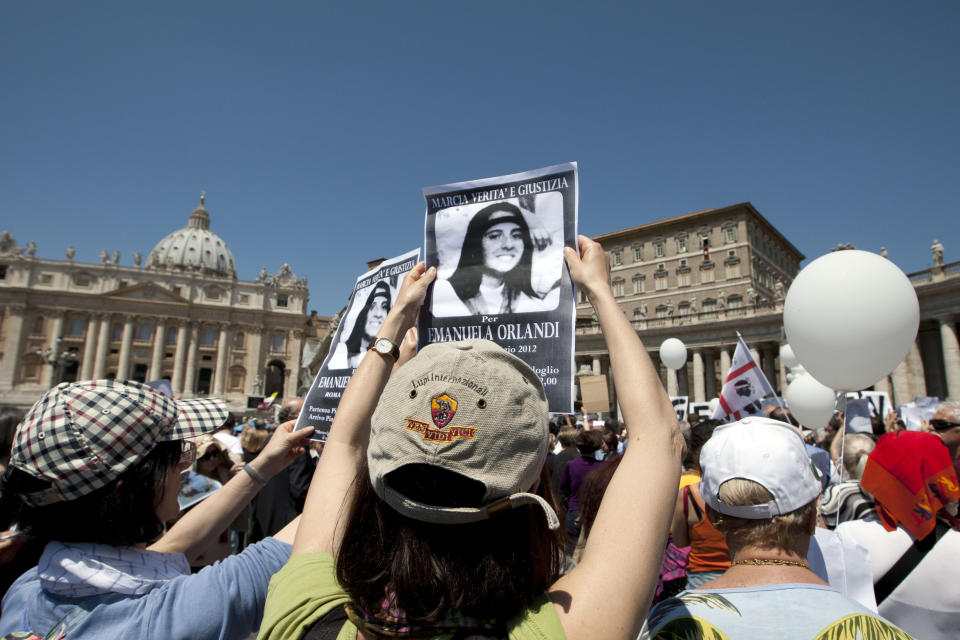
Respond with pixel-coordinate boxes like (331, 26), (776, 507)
(704, 352), (717, 399)
(720, 347), (732, 382)
(116, 316), (135, 380)
(182, 324), (199, 397)
(289, 329), (305, 398)
(0, 305), (26, 388)
(761, 347), (778, 393)
(213, 323), (230, 396)
(778, 351), (788, 397)
(939, 317), (960, 400)
(246, 327), (264, 394)
(45, 311), (66, 388)
(666, 368), (679, 397)
(93, 314), (111, 379)
(905, 340), (927, 400)
(171, 322), (188, 396)
(750, 347), (761, 368)
(890, 358), (911, 407)
(80, 314), (99, 380)
(692, 349), (705, 402)
(592, 356), (601, 376)
(149, 318), (166, 381)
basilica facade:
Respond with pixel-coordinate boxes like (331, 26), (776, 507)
(0, 197), (319, 413)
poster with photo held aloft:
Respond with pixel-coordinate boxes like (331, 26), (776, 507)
(297, 248), (420, 441)
(420, 163), (577, 413)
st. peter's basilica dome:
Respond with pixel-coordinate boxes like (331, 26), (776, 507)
(147, 195), (237, 278)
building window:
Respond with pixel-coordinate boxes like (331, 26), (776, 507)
(678, 301), (691, 315)
(726, 263), (740, 279)
(172, 286), (182, 297)
(633, 246), (643, 262)
(701, 265), (715, 283)
(633, 307), (642, 319)
(272, 333), (285, 352)
(678, 272), (691, 287)
(724, 227), (737, 244)
(0, 265), (6, 279)
(612, 279), (624, 297)
(676, 237), (687, 253)
(112, 325), (123, 341)
(229, 366), (246, 392)
(238, 294), (249, 304)
(700, 234), (710, 249)
(38, 273), (53, 285)
(632, 275), (645, 294)
(654, 242), (665, 258)
(137, 323), (153, 342)
(656, 305), (668, 319)
(233, 331), (245, 348)
(202, 328), (216, 346)
(578, 289), (586, 303)
(728, 295), (743, 310)
(655, 274), (668, 291)
(166, 328), (177, 345)
(277, 295), (288, 308)
(206, 288), (221, 301)
(69, 318), (86, 337)
(703, 299), (716, 315)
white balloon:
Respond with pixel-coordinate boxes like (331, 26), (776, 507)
(786, 374), (837, 428)
(783, 250), (919, 391)
(659, 338), (687, 370)
(779, 344), (799, 369)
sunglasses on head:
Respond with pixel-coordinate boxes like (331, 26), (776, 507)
(930, 419), (960, 432)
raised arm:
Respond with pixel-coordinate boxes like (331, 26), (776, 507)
(292, 263), (435, 557)
(550, 236), (682, 640)
(149, 421), (314, 558)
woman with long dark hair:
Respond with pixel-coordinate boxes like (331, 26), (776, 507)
(259, 237), (682, 640)
(434, 202), (559, 316)
(336, 281), (391, 369)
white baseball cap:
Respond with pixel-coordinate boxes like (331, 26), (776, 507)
(700, 416), (822, 519)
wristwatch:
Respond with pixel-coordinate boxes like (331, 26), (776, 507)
(368, 336), (400, 361)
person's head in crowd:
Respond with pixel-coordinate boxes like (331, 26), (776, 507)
(277, 397), (304, 424)
(827, 412), (844, 436)
(447, 203), (538, 311)
(600, 427), (619, 456)
(557, 428), (577, 451)
(769, 407), (800, 428)
(860, 429), (960, 540)
(345, 280), (392, 363)
(701, 417), (822, 560)
(216, 412), (238, 435)
(1, 380), (227, 547)
(336, 340), (565, 629)
(683, 419), (722, 473)
(840, 433), (876, 481)
(575, 429), (604, 457)
(577, 454), (623, 539)
(241, 422), (271, 461)
(929, 400), (960, 467)
(687, 412), (701, 428)
(193, 435), (232, 483)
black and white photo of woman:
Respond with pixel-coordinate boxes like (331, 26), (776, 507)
(430, 193), (564, 317)
(328, 280), (391, 369)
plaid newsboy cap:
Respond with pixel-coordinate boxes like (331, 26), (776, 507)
(10, 379), (228, 506)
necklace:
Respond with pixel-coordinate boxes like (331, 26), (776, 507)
(732, 558), (809, 569)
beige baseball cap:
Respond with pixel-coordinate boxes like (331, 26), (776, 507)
(368, 339), (559, 529)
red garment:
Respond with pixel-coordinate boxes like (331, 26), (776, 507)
(684, 485), (731, 572)
(861, 430), (960, 540)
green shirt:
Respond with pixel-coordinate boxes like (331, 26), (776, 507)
(258, 552), (566, 640)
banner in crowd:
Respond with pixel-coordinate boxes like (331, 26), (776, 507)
(712, 336), (776, 422)
(297, 249), (420, 441)
(419, 163), (578, 413)
(579, 374), (609, 414)
(670, 396), (689, 422)
(688, 401), (714, 421)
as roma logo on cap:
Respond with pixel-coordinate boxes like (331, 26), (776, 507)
(431, 394), (457, 428)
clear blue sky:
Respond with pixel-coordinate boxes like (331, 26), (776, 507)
(2, 2), (957, 315)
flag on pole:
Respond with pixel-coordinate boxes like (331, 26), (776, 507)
(712, 336), (776, 422)
(257, 392), (278, 411)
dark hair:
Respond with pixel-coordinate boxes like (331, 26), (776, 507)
(688, 419), (721, 459)
(345, 281), (392, 358)
(577, 454), (622, 538)
(447, 203), (537, 303)
(336, 459), (565, 628)
(769, 407), (800, 427)
(2, 440), (181, 546)
(575, 429), (604, 455)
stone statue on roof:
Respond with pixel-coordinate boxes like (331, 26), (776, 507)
(134, 252), (142, 267)
(100, 249), (109, 265)
(932, 239), (944, 266)
(25, 241), (36, 258)
(66, 246), (75, 261)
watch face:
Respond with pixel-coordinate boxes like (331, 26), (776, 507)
(374, 337), (392, 354)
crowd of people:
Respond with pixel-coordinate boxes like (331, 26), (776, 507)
(0, 236), (956, 639)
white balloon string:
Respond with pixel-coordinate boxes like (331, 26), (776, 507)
(834, 404), (848, 528)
